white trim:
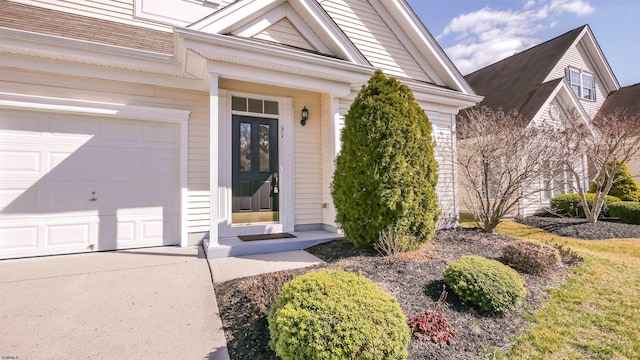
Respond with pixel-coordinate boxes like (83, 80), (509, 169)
(232, 3), (332, 54)
(382, 0), (476, 94)
(220, 91), (294, 236)
(0, 93), (190, 123)
(204, 59), (356, 96)
(187, 0), (369, 65)
(209, 73), (220, 246)
(0, 92), (191, 248)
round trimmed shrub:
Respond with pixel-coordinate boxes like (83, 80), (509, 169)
(268, 270), (410, 360)
(550, 193), (621, 218)
(444, 255), (527, 312)
(503, 240), (561, 275)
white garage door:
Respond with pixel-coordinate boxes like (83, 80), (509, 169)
(0, 109), (180, 259)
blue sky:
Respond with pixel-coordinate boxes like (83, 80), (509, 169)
(406, 0), (640, 86)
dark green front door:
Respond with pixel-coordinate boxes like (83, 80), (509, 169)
(232, 115), (279, 224)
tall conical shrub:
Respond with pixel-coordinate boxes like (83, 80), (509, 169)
(331, 70), (439, 249)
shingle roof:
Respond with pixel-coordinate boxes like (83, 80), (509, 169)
(464, 25), (586, 121)
(0, 0), (174, 55)
(598, 83), (640, 116)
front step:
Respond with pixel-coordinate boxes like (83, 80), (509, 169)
(204, 230), (343, 258)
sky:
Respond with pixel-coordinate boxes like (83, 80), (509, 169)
(405, 0), (640, 87)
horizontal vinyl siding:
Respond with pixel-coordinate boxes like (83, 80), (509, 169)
(428, 111), (457, 227)
(12, 0), (235, 32)
(0, 67), (211, 234)
(318, 0), (430, 82)
(254, 19), (315, 51)
(548, 42), (607, 118)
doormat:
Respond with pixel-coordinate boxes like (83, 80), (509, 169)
(238, 233), (297, 241)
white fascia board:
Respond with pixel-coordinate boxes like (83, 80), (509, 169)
(290, 0), (369, 65)
(177, 28), (372, 85)
(407, 81), (483, 111)
(2, 52), (207, 92)
(207, 61), (352, 96)
(385, 0), (476, 95)
(581, 30), (620, 92)
(0, 92), (191, 123)
(528, 82), (593, 133)
(189, 0), (282, 32)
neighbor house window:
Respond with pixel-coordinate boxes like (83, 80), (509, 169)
(567, 68), (596, 101)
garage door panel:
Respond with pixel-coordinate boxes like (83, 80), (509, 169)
(0, 149), (41, 173)
(46, 223), (92, 247)
(0, 110), (44, 135)
(49, 116), (94, 138)
(0, 110), (181, 259)
(0, 226), (38, 250)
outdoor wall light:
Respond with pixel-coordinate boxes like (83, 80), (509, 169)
(300, 106), (309, 126)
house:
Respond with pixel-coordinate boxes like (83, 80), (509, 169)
(0, 0), (481, 259)
(460, 24), (620, 215)
(596, 83), (640, 183)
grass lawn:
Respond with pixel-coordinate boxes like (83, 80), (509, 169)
(492, 220), (640, 359)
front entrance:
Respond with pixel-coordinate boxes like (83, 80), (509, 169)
(231, 115), (279, 224)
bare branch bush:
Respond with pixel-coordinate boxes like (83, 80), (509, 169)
(457, 107), (559, 232)
(549, 108), (640, 223)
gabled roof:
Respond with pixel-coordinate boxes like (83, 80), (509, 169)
(598, 83), (640, 116)
(464, 26), (584, 120)
(0, 0), (173, 55)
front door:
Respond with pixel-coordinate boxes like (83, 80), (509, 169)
(232, 115), (279, 224)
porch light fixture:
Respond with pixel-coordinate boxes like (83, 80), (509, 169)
(300, 106), (309, 126)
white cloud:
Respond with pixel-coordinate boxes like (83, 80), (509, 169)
(440, 0), (595, 74)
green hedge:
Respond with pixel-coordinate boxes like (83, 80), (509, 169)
(268, 270), (410, 360)
(444, 255), (527, 312)
(550, 193), (621, 218)
(608, 201), (640, 225)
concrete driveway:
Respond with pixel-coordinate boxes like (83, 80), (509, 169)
(0, 246), (229, 360)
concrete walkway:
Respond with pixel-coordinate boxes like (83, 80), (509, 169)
(208, 250), (324, 283)
(0, 246), (229, 360)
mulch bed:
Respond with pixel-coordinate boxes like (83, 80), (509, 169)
(214, 227), (579, 360)
(515, 216), (640, 240)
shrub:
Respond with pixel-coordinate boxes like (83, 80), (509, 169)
(550, 193), (621, 218)
(411, 308), (456, 344)
(502, 240), (562, 275)
(443, 255), (527, 312)
(589, 161), (640, 202)
(268, 270), (410, 360)
(608, 201), (640, 225)
(331, 70), (439, 249)
(374, 226), (417, 257)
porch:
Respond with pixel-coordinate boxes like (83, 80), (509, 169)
(204, 229), (343, 258)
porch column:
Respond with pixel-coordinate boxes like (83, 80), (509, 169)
(209, 73), (220, 246)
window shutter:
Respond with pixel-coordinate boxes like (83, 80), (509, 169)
(565, 67), (571, 83)
(592, 78), (597, 101)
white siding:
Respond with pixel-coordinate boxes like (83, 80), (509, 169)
(427, 111), (457, 228)
(318, 0), (431, 82)
(0, 67), (211, 234)
(11, 0), (234, 31)
(253, 19), (315, 51)
(548, 41), (608, 118)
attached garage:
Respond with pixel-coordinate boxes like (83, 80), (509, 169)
(0, 100), (190, 259)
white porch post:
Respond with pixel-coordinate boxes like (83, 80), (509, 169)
(209, 73), (220, 246)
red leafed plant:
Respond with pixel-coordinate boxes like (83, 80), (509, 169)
(411, 286), (456, 344)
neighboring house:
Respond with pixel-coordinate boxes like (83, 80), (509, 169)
(596, 83), (640, 184)
(0, 0), (481, 259)
(460, 24), (620, 216)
